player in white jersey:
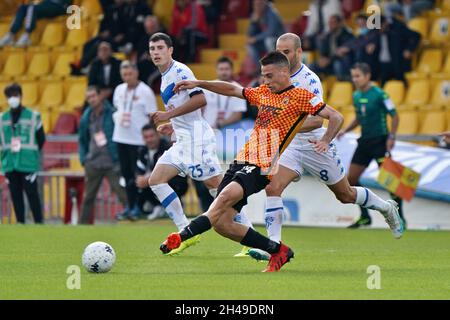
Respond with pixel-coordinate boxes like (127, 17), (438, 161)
(147, 33), (223, 255)
(235, 33), (403, 260)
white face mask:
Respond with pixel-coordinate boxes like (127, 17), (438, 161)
(8, 96), (21, 109)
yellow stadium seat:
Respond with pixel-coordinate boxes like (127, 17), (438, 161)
(397, 110), (419, 135)
(429, 18), (450, 45)
(274, 2), (309, 23)
(200, 49), (246, 74)
(219, 34), (247, 50)
(62, 81), (87, 110)
(40, 23), (64, 47)
(408, 17), (429, 39)
(328, 82), (353, 109)
(237, 19), (250, 34)
(21, 81), (39, 107)
(156, 95), (164, 111)
(53, 52), (75, 77)
(321, 81), (328, 101)
(153, 0), (175, 29)
(447, 111), (450, 130)
(383, 80), (405, 106)
(442, 53), (450, 75)
(340, 109), (359, 132)
(26, 52), (50, 78)
(442, 0), (450, 11)
(403, 80), (430, 108)
(430, 80), (450, 108)
(64, 28), (88, 48)
(0, 82), (8, 108)
(81, 0), (102, 18)
(39, 82), (64, 108)
(0, 23), (10, 40)
(417, 49), (443, 74)
(39, 109), (52, 133)
(187, 64), (216, 80)
(419, 111), (446, 134)
(1, 51), (26, 78)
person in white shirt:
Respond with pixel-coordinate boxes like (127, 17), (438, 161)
(148, 32), (223, 255)
(113, 60), (157, 220)
(202, 57), (247, 129)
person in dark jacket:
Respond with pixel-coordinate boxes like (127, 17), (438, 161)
(0, 0), (72, 47)
(365, 15), (421, 85)
(88, 41), (122, 103)
(135, 124), (188, 219)
(311, 14), (354, 80)
(78, 86), (127, 224)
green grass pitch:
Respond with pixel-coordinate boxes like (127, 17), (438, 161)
(1, 221), (449, 299)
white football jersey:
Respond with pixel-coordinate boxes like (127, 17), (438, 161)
(160, 60), (215, 144)
(290, 63), (326, 146)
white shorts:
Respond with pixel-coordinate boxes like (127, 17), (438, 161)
(156, 141), (222, 181)
(278, 140), (346, 185)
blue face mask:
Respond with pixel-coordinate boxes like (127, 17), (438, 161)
(359, 28), (369, 36)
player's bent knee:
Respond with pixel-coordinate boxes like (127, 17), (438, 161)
(265, 183), (283, 197)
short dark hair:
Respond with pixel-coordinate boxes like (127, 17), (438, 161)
(216, 56), (233, 68)
(351, 62), (371, 75)
(149, 32), (173, 48)
(142, 123), (157, 132)
(86, 85), (100, 94)
(4, 83), (22, 97)
(260, 51), (290, 69)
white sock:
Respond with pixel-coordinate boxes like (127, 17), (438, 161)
(354, 186), (390, 214)
(265, 196), (284, 243)
(151, 183), (189, 230)
(234, 206), (254, 229)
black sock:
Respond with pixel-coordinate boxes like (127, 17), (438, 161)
(359, 206), (370, 220)
(391, 194), (404, 220)
(179, 215), (212, 241)
(240, 228), (281, 254)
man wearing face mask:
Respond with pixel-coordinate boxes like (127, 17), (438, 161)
(0, 83), (46, 224)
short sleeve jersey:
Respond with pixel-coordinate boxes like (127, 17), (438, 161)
(160, 60), (215, 144)
(240, 84), (325, 172)
(353, 85), (397, 138)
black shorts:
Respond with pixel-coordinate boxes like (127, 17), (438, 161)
(216, 162), (270, 212)
(351, 135), (388, 167)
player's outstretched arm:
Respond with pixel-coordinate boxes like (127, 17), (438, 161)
(174, 80), (244, 99)
(152, 93), (207, 123)
(311, 105), (344, 153)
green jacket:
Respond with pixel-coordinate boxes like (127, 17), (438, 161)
(0, 107), (42, 173)
(79, 101), (118, 165)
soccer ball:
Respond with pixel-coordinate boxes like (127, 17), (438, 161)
(82, 241), (116, 273)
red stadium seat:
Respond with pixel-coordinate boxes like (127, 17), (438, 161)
(52, 112), (78, 134)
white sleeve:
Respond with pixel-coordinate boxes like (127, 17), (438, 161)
(229, 96), (247, 112)
(112, 86), (120, 111)
(144, 86), (158, 114)
(178, 66), (203, 96)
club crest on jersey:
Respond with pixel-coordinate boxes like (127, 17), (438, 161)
(309, 96), (321, 107)
(282, 96), (290, 105)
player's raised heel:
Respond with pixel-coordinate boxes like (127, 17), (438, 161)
(262, 243), (294, 272)
(160, 232), (182, 254)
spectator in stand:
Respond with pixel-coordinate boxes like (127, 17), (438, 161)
(0, 83), (46, 224)
(365, 15), (421, 85)
(310, 14), (354, 80)
(113, 61), (157, 221)
(202, 57), (247, 129)
(135, 124), (188, 219)
(0, 0), (72, 47)
(197, 0), (222, 25)
(247, 0), (285, 67)
(170, 0), (209, 62)
(79, 86), (128, 225)
(303, 0), (342, 50)
(88, 41), (122, 103)
(80, 0), (127, 69)
(136, 15), (166, 87)
(335, 14), (379, 78)
(384, 0), (435, 22)
(120, 0), (153, 54)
